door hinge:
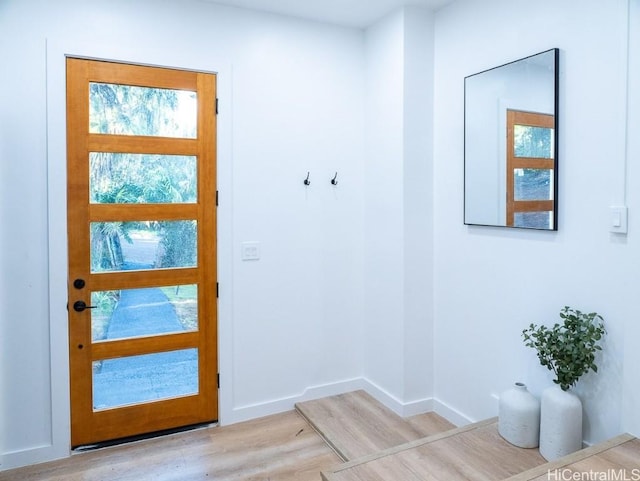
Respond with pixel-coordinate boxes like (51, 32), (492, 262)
(216, 190), (219, 207)
(216, 282), (219, 298)
(216, 98), (219, 115)
(217, 373), (220, 389)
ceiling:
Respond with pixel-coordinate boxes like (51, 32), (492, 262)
(201, 0), (456, 28)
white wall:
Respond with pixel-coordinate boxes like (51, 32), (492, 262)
(0, 0), (366, 469)
(433, 0), (636, 443)
(402, 7), (435, 408)
(623, 0), (640, 437)
(364, 8), (407, 404)
(363, 6), (435, 413)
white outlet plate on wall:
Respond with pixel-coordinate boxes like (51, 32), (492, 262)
(241, 241), (261, 261)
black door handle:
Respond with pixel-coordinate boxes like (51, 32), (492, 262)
(73, 300), (97, 312)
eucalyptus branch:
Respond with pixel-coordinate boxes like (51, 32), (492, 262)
(522, 307), (605, 391)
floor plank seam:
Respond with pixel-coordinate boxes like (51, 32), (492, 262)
(502, 433), (637, 481)
(295, 407), (349, 463)
(323, 417), (499, 475)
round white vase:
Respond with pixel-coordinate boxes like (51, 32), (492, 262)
(539, 385), (583, 461)
(498, 382), (540, 448)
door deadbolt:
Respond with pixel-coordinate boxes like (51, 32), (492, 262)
(73, 300), (97, 312)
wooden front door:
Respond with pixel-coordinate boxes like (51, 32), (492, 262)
(66, 58), (217, 447)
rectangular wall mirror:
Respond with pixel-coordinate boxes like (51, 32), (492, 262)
(464, 48), (559, 230)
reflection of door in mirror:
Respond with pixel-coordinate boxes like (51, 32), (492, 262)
(506, 110), (554, 229)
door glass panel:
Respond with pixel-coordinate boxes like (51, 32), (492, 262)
(89, 82), (197, 138)
(91, 285), (198, 342)
(514, 125), (553, 158)
(514, 169), (553, 200)
(90, 221), (197, 273)
(514, 211), (553, 230)
(89, 153), (197, 204)
(92, 348), (199, 410)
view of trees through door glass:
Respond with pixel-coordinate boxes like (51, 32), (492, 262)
(90, 82), (197, 138)
(89, 83), (198, 273)
(88, 82), (201, 409)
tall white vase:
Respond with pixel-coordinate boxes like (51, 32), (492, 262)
(539, 385), (583, 461)
(498, 382), (540, 448)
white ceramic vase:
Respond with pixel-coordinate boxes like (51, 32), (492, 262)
(539, 385), (583, 461)
(498, 382), (540, 448)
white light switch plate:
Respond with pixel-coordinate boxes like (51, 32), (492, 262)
(241, 241), (261, 261)
(609, 206), (628, 234)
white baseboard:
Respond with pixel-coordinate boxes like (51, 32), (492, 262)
(360, 379), (435, 418)
(220, 377), (445, 426)
(1, 444), (68, 472)
(402, 397), (436, 417)
(432, 397), (475, 427)
(219, 377), (367, 425)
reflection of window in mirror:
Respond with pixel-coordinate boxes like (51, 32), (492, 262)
(506, 109), (554, 229)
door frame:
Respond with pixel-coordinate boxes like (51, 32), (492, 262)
(43, 42), (233, 462)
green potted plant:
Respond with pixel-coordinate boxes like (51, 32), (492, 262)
(521, 306), (605, 461)
(522, 306), (605, 391)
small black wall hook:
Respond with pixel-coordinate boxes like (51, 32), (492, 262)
(304, 172), (311, 186)
(331, 172), (338, 186)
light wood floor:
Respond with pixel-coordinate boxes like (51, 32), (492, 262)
(311, 393), (640, 481)
(296, 390), (455, 461)
(504, 434), (640, 481)
(2, 391), (638, 481)
(0, 411), (342, 481)
(322, 418), (548, 481)
(326, 428), (638, 480)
